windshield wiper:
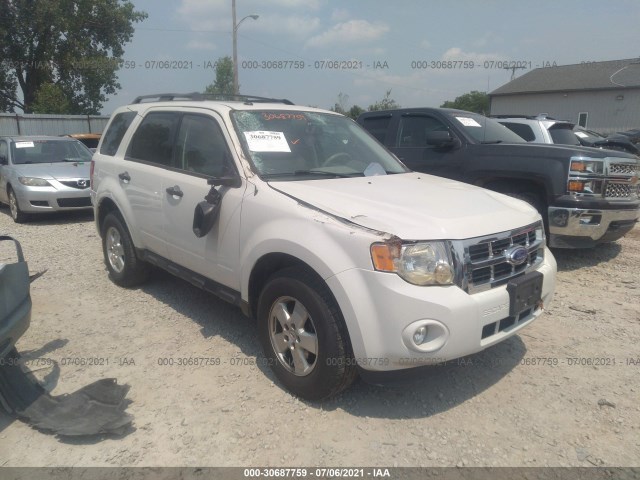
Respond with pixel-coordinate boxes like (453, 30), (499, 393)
(262, 170), (356, 179)
(480, 140), (503, 144)
(63, 157), (86, 162)
(294, 169), (357, 178)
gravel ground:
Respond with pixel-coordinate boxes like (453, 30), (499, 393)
(0, 207), (638, 467)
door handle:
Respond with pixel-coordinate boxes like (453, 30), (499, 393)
(166, 185), (183, 198)
(118, 171), (131, 183)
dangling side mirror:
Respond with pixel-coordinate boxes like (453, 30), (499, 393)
(192, 185), (223, 238)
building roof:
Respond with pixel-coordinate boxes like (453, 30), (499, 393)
(490, 58), (640, 96)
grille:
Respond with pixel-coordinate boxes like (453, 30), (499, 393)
(609, 163), (637, 175)
(460, 222), (545, 294)
(605, 183), (638, 198)
(57, 197), (92, 208)
(60, 179), (90, 189)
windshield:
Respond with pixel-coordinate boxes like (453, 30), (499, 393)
(231, 110), (408, 179)
(447, 112), (526, 144)
(10, 139), (93, 164)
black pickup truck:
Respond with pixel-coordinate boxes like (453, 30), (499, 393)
(358, 108), (640, 248)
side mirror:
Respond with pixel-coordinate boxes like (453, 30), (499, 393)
(425, 130), (455, 147)
(193, 187), (222, 238)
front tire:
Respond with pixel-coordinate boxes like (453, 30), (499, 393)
(101, 212), (149, 287)
(8, 188), (28, 223)
(257, 266), (357, 400)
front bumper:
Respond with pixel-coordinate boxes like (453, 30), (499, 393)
(547, 207), (639, 248)
(326, 248), (556, 372)
(13, 180), (92, 213)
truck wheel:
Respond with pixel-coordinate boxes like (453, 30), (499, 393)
(8, 188), (28, 223)
(257, 266), (357, 400)
(101, 212), (149, 287)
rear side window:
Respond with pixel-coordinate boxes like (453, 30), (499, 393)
(549, 125), (580, 146)
(361, 115), (392, 143)
(500, 122), (536, 142)
(100, 112), (136, 156)
(126, 112), (179, 167)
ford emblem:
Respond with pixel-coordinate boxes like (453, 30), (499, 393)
(506, 246), (529, 266)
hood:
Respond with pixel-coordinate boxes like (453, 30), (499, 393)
(477, 142), (639, 161)
(10, 162), (91, 180)
(269, 172), (540, 240)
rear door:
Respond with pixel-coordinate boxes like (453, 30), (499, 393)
(121, 111), (181, 257)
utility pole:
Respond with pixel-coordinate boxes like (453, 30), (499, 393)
(504, 65), (526, 81)
(232, 0), (258, 95)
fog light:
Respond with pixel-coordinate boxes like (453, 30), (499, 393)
(413, 326), (428, 345)
(434, 262), (453, 284)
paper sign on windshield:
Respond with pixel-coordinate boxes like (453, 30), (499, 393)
(244, 131), (291, 152)
(575, 131), (588, 138)
(455, 117), (482, 127)
(15, 141), (35, 149)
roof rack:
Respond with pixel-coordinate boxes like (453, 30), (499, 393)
(489, 114), (557, 120)
(131, 92), (294, 105)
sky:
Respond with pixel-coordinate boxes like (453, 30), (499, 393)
(102, 0), (640, 114)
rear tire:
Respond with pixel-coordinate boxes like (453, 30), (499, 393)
(101, 212), (149, 287)
(257, 266), (357, 400)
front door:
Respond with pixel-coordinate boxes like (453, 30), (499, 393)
(161, 112), (246, 290)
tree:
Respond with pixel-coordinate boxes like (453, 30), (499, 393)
(329, 92), (364, 120)
(440, 90), (489, 114)
(31, 83), (72, 114)
(348, 105), (365, 119)
(0, 0), (147, 114)
(368, 89), (400, 112)
(204, 56), (234, 96)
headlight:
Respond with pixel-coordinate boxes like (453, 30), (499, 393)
(570, 159), (603, 174)
(18, 177), (52, 187)
(370, 240), (454, 286)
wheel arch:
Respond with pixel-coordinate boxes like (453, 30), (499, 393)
(479, 178), (548, 207)
(246, 252), (324, 320)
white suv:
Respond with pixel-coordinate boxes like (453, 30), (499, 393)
(91, 93), (557, 400)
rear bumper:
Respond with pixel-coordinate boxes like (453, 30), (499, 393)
(547, 207), (639, 248)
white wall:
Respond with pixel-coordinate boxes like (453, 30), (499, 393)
(489, 90), (640, 134)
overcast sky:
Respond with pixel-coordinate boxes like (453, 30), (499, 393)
(102, 0), (640, 114)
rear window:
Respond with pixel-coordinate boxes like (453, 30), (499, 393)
(100, 111), (136, 156)
(361, 115), (392, 143)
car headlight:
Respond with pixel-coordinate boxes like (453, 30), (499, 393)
(18, 177), (52, 187)
(570, 159), (603, 174)
(370, 240), (454, 286)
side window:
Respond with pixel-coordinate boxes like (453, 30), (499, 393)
(500, 122), (535, 142)
(100, 111), (136, 156)
(397, 115), (449, 147)
(126, 112), (179, 167)
(175, 115), (232, 177)
(361, 116), (391, 143)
